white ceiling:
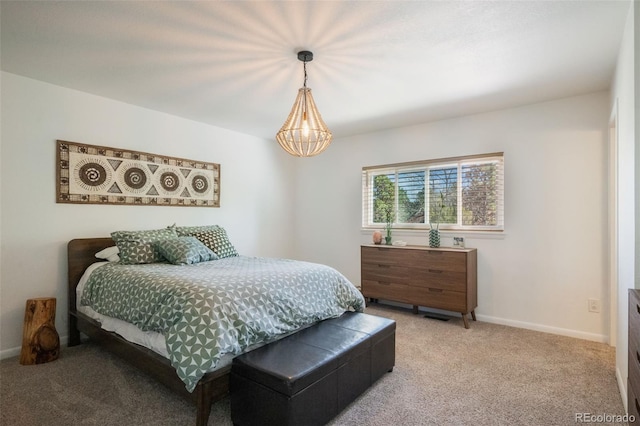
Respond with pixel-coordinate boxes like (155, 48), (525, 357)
(0, 1), (631, 140)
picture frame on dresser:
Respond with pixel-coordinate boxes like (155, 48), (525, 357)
(360, 244), (477, 328)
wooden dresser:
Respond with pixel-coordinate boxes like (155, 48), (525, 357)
(629, 289), (640, 423)
(361, 244), (477, 328)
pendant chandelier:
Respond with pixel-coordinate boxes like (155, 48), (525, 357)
(276, 51), (332, 157)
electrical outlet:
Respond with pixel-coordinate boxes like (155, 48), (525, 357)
(588, 298), (601, 313)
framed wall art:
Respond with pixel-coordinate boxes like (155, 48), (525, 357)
(56, 140), (220, 207)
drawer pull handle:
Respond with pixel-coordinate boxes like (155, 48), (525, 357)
(637, 304), (639, 315)
(429, 269), (443, 274)
(378, 281), (391, 286)
(378, 264), (391, 268)
(637, 350), (640, 365)
(636, 397), (640, 413)
(428, 288), (443, 293)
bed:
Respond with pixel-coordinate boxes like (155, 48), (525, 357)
(67, 237), (364, 426)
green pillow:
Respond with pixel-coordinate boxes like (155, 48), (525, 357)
(153, 237), (218, 265)
(111, 227), (178, 265)
(193, 228), (238, 259)
(172, 224), (221, 237)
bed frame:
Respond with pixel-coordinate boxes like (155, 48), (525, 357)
(67, 238), (230, 426)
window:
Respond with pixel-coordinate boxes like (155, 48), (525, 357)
(362, 153), (504, 231)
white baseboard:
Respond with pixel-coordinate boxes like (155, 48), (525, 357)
(0, 335), (68, 361)
(476, 314), (608, 343)
(0, 346), (21, 360)
(367, 299), (609, 343)
(616, 366), (628, 412)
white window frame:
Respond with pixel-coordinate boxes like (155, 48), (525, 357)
(362, 152), (504, 232)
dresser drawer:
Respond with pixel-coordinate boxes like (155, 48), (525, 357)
(362, 263), (409, 283)
(405, 250), (466, 272)
(362, 280), (412, 303)
(631, 326), (640, 369)
(629, 381), (639, 425)
(407, 270), (467, 292)
(630, 344), (640, 396)
(362, 246), (467, 271)
(410, 287), (467, 312)
(363, 280), (467, 312)
(631, 291), (640, 342)
(361, 246), (404, 266)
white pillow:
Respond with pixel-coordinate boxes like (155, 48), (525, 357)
(95, 246), (120, 262)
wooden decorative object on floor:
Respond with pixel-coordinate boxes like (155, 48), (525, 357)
(19, 298), (60, 365)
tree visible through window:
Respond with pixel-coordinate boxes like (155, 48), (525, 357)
(397, 171), (425, 223)
(363, 153), (504, 231)
(462, 163), (499, 226)
(429, 167), (457, 225)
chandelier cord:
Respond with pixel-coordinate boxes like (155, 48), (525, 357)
(303, 60), (308, 88)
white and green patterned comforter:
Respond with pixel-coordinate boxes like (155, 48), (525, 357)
(81, 256), (365, 392)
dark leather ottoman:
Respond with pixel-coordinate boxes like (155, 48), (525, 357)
(230, 312), (396, 426)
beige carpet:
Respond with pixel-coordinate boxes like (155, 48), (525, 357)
(0, 304), (626, 425)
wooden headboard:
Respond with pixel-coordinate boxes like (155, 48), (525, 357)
(67, 238), (114, 315)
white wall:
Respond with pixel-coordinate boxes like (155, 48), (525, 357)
(0, 72), (296, 356)
(294, 91), (611, 342)
(0, 70), (624, 370)
(611, 0), (636, 411)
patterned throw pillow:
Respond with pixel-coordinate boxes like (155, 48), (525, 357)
(111, 228), (178, 265)
(173, 224), (221, 237)
(153, 237), (218, 265)
(193, 228), (238, 259)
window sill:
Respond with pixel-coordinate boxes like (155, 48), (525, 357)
(360, 228), (506, 240)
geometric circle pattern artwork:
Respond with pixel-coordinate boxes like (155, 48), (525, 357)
(58, 140), (220, 207)
(120, 162), (152, 193)
(156, 168), (183, 196)
(191, 174), (209, 194)
(74, 157), (112, 192)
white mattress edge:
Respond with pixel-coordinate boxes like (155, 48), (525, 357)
(76, 262), (171, 358)
(75, 262), (275, 372)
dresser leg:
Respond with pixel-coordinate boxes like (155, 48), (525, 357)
(412, 305), (419, 314)
(471, 310), (477, 321)
(462, 313), (470, 329)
